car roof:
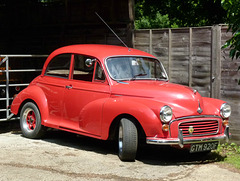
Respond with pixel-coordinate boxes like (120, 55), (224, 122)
(48, 44), (155, 60)
(42, 44), (156, 75)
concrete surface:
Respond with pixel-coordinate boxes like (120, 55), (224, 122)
(0, 122), (239, 181)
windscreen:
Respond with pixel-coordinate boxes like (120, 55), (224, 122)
(106, 57), (168, 81)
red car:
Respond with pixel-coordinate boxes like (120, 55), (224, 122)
(11, 44), (231, 161)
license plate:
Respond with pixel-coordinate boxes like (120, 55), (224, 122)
(190, 141), (219, 153)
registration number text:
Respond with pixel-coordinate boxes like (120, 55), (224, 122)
(190, 141), (219, 153)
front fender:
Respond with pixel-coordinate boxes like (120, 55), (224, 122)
(101, 96), (166, 140)
(202, 97), (225, 116)
(11, 85), (49, 124)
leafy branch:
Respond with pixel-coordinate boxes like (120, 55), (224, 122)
(221, 0), (240, 84)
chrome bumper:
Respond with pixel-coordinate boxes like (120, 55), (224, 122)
(146, 126), (230, 148)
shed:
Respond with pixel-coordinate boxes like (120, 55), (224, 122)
(0, 0), (134, 121)
(0, 0), (134, 54)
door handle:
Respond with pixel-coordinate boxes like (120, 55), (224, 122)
(65, 85), (72, 89)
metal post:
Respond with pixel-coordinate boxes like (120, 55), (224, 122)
(5, 56), (9, 118)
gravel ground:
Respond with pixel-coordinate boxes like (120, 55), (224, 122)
(0, 121), (240, 181)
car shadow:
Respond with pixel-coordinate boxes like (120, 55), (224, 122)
(39, 129), (225, 166)
(0, 120), (20, 134)
(0, 120), (224, 165)
(136, 144), (225, 165)
(42, 129), (117, 155)
(0, 121), (226, 165)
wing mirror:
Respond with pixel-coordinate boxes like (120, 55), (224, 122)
(85, 58), (96, 67)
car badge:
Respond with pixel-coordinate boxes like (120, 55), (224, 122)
(197, 100), (203, 114)
(188, 126), (194, 135)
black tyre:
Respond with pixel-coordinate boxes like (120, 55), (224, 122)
(20, 102), (46, 139)
(118, 118), (138, 161)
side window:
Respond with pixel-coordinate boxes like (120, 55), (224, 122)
(94, 62), (106, 82)
(45, 54), (71, 78)
(72, 54), (95, 82)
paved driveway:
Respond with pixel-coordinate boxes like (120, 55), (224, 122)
(0, 124), (239, 181)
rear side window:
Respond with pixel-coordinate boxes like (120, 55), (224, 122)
(45, 54), (71, 78)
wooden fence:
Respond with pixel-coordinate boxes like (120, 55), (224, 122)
(134, 25), (240, 144)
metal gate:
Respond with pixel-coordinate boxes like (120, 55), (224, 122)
(0, 55), (48, 121)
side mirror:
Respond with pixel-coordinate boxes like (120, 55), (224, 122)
(85, 59), (95, 67)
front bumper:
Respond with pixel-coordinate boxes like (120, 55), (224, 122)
(146, 126), (230, 148)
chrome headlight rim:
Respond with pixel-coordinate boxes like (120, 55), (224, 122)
(220, 103), (231, 118)
(160, 105), (173, 123)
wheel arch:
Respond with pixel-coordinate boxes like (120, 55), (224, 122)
(11, 85), (49, 125)
(107, 113), (146, 142)
(102, 97), (163, 141)
(17, 99), (39, 116)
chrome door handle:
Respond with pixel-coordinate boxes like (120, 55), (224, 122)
(65, 85), (72, 89)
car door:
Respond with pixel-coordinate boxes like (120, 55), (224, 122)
(61, 54), (110, 137)
(37, 53), (72, 126)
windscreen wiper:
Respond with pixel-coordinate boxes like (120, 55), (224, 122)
(131, 73), (147, 80)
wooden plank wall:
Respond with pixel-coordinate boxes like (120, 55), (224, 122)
(220, 26), (240, 144)
(134, 27), (212, 97)
(134, 25), (240, 144)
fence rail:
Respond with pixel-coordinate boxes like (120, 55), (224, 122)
(0, 55), (47, 121)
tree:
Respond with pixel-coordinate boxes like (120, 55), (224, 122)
(221, 0), (240, 60)
(135, 11), (177, 29)
(221, 0), (240, 84)
(135, 0), (226, 29)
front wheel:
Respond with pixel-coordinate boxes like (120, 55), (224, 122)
(20, 102), (46, 139)
(118, 118), (138, 161)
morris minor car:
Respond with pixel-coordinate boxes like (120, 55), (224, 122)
(10, 44), (231, 161)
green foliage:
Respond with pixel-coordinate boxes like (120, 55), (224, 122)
(217, 142), (240, 155)
(135, 0), (226, 29)
(221, 0), (240, 60)
(134, 1), (177, 29)
(215, 143), (240, 169)
(135, 12), (177, 29)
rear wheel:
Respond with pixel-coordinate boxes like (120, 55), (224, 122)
(20, 102), (46, 139)
(118, 118), (138, 161)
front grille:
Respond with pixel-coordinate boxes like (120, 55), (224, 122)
(179, 120), (219, 137)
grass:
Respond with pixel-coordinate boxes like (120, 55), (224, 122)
(213, 142), (240, 169)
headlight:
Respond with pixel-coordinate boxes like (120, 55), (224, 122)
(160, 106), (173, 123)
(220, 103), (231, 118)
